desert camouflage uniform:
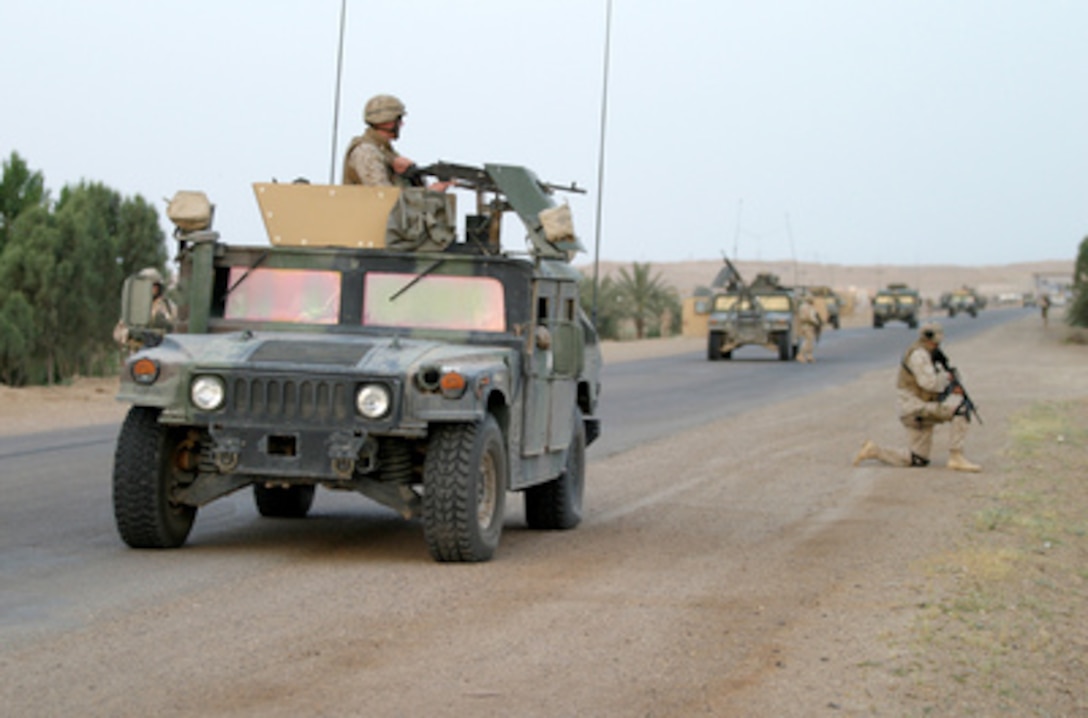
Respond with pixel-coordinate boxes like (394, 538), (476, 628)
(343, 128), (400, 186)
(796, 298), (821, 363)
(854, 338), (974, 469)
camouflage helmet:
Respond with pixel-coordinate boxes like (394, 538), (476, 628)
(920, 321), (944, 343)
(136, 267), (164, 285)
(364, 94), (406, 126)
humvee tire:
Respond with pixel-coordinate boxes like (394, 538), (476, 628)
(707, 331), (724, 361)
(255, 484), (316, 518)
(112, 407), (197, 549)
(422, 416), (507, 562)
(525, 409), (585, 530)
(777, 331), (792, 361)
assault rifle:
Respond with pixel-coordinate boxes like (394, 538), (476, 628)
(931, 347), (983, 424)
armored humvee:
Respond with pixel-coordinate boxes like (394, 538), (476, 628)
(945, 287), (981, 318)
(871, 283), (920, 328)
(706, 259), (799, 361)
(112, 162), (602, 563)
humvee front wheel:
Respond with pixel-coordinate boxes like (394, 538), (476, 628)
(777, 331), (792, 361)
(422, 416), (507, 562)
(707, 332), (723, 361)
(254, 484), (316, 518)
(112, 407), (196, 549)
(525, 409), (585, 530)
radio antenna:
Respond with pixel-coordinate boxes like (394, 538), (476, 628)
(328, 0), (348, 183)
(591, 0), (613, 328)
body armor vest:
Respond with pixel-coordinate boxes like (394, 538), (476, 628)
(897, 339), (940, 402)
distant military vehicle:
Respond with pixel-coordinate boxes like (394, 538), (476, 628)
(945, 287), (982, 318)
(707, 258), (799, 361)
(112, 162), (602, 563)
(872, 283), (920, 328)
(806, 285), (841, 329)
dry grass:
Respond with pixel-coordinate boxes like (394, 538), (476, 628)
(887, 400), (1088, 715)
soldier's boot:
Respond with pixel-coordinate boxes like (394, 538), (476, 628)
(947, 450), (982, 473)
(853, 440), (880, 465)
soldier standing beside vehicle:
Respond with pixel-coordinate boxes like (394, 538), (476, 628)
(342, 94), (449, 191)
(796, 294), (821, 363)
(1040, 293), (1051, 328)
(853, 321), (982, 472)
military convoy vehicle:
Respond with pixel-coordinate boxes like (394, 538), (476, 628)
(942, 287), (982, 318)
(112, 162), (602, 563)
(871, 283), (920, 328)
(706, 259), (799, 361)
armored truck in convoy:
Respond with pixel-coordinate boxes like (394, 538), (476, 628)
(706, 259), (799, 361)
(112, 163), (602, 563)
(871, 283), (920, 329)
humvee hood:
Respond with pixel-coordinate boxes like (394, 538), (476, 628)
(163, 331), (513, 373)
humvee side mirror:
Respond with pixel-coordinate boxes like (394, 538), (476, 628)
(551, 323), (584, 377)
(121, 276), (155, 328)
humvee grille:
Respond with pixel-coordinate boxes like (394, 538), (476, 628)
(225, 375), (353, 424)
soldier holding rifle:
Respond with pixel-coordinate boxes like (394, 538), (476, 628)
(853, 321), (982, 473)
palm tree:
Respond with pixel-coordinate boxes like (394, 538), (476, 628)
(614, 262), (679, 339)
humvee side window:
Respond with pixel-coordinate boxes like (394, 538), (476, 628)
(363, 272), (505, 331)
(537, 296), (550, 323)
(223, 267), (340, 324)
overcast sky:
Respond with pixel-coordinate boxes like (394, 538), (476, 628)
(2, 0), (1085, 267)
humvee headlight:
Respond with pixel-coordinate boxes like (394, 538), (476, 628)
(355, 384), (391, 419)
(190, 375), (226, 411)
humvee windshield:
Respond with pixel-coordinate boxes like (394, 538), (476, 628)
(222, 266), (506, 332)
(758, 295), (792, 312)
(224, 267), (340, 324)
(364, 272), (505, 331)
(713, 295), (792, 312)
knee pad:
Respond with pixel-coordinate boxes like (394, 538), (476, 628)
(910, 453), (930, 467)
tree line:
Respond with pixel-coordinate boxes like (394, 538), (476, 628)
(0, 152), (168, 386)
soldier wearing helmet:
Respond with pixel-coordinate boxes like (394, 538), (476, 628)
(853, 321), (982, 472)
(342, 94), (450, 191)
(795, 292), (821, 363)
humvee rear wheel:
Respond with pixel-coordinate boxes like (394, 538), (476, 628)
(422, 416), (507, 562)
(254, 484), (316, 518)
(707, 332), (723, 361)
(525, 409), (585, 530)
(112, 407), (197, 549)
